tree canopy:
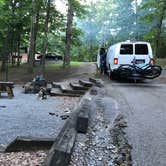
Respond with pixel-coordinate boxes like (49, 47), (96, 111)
(0, 0), (165, 76)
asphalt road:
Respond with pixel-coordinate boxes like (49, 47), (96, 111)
(104, 70), (166, 166)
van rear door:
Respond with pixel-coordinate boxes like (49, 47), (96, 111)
(118, 43), (150, 66)
(134, 44), (150, 65)
(118, 44), (134, 65)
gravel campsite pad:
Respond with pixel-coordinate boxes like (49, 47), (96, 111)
(0, 151), (47, 166)
(0, 86), (79, 146)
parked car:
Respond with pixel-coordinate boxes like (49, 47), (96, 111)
(37, 53), (63, 61)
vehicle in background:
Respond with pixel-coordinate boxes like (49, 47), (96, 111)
(106, 41), (154, 74)
(37, 53), (63, 61)
(97, 40), (162, 80)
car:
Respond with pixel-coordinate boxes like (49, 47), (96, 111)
(37, 53), (63, 60)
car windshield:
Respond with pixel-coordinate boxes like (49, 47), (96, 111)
(120, 44), (133, 55)
(135, 44), (148, 55)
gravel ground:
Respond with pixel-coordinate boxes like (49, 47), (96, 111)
(0, 151), (47, 166)
(70, 89), (120, 166)
(0, 86), (79, 147)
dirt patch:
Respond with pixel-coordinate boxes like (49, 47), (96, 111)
(0, 63), (96, 84)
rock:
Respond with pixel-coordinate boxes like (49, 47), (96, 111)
(49, 112), (55, 116)
(90, 88), (98, 95)
(0, 106), (6, 108)
(98, 157), (102, 161)
(60, 114), (70, 120)
(115, 154), (125, 165)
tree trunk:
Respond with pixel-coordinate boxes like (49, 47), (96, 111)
(1, 53), (6, 72)
(90, 43), (93, 62)
(17, 31), (21, 66)
(135, 0), (138, 40)
(10, 0), (16, 67)
(63, 0), (74, 67)
(27, 0), (36, 73)
(155, 1), (166, 57)
(33, 10), (40, 66)
(1, 25), (11, 81)
(41, 0), (51, 77)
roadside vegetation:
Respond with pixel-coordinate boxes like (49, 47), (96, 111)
(156, 58), (166, 68)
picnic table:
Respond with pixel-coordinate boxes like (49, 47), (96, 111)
(0, 82), (14, 98)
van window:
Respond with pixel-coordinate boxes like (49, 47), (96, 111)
(120, 44), (133, 55)
(135, 44), (148, 55)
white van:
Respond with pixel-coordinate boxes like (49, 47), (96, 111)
(106, 41), (155, 78)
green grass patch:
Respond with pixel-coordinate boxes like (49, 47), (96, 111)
(155, 58), (166, 68)
(46, 61), (82, 68)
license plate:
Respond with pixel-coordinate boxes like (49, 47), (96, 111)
(136, 59), (145, 64)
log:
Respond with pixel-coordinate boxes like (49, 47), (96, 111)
(44, 110), (79, 166)
(76, 99), (91, 134)
(60, 85), (85, 95)
(70, 82), (89, 91)
(79, 80), (93, 87)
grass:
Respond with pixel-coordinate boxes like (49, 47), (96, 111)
(0, 61), (83, 83)
(46, 61), (82, 68)
(0, 61), (82, 71)
(155, 58), (166, 68)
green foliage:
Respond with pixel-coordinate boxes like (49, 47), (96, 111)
(0, 0), (166, 66)
(140, 0), (166, 57)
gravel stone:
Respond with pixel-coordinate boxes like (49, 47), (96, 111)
(70, 93), (118, 166)
(0, 87), (80, 146)
(0, 151), (47, 166)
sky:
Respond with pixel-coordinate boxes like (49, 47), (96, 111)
(54, 0), (142, 13)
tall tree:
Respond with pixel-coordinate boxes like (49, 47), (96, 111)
(155, 0), (166, 57)
(63, 0), (86, 67)
(41, 0), (51, 76)
(63, 0), (74, 67)
(28, 0), (36, 73)
(140, 0), (166, 57)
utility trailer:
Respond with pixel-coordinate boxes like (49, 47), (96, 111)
(97, 41), (162, 80)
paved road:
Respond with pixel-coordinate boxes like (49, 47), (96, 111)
(104, 70), (166, 166)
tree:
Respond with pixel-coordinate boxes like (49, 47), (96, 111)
(40, 0), (51, 76)
(63, 0), (86, 67)
(63, 0), (74, 67)
(28, 0), (36, 73)
(140, 0), (166, 57)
